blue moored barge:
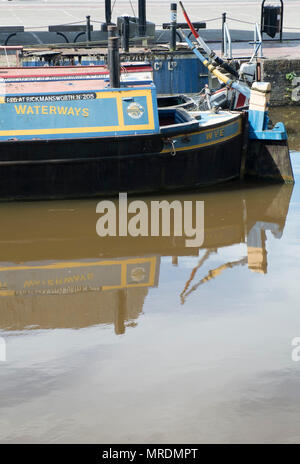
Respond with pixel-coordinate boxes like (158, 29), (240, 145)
(0, 56), (294, 200)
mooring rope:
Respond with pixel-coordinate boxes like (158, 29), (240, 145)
(24, 20), (86, 31)
(90, 20), (106, 24)
(7, 10), (300, 36)
(227, 16), (300, 31)
(111, 0), (137, 16)
(128, 0), (137, 17)
(227, 17), (257, 25)
(111, 0), (116, 14)
(203, 17), (221, 23)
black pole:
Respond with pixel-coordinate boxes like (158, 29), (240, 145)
(121, 16), (130, 52)
(86, 15), (91, 42)
(260, 0), (265, 39)
(170, 3), (177, 51)
(280, 0), (283, 42)
(221, 12), (226, 56)
(108, 25), (120, 88)
(105, 0), (112, 26)
(138, 0), (146, 36)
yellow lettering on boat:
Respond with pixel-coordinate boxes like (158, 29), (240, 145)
(213, 128), (224, 138)
(49, 106), (57, 115)
(41, 106), (48, 115)
(57, 106), (68, 115)
(23, 280), (40, 288)
(82, 108), (89, 117)
(34, 105), (40, 114)
(14, 105), (27, 115)
(75, 108), (81, 116)
(67, 107), (75, 116)
(27, 106), (34, 115)
(206, 132), (213, 140)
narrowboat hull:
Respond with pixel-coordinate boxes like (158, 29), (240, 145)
(0, 77), (246, 200)
(0, 126), (243, 201)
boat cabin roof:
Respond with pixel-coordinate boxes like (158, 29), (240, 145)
(0, 63), (153, 95)
(0, 63), (152, 80)
(0, 79), (154, 95)
(0, 79), (111, 95)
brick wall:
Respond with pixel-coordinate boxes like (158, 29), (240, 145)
(261, 58), (300, 106)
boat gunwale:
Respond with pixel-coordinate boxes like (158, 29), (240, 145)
(0, 111), (242, 146)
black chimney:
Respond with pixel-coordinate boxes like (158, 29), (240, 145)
(138, 0), (146, 36)
(105, 0), (112, 27)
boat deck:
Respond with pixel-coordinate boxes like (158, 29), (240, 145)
(191, 110), (242, 129)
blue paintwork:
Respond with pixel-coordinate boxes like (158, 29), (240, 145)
(248, 109), (267, 133)
(249, 121), (287, 140)
(0, 85), (160, 141)
(122, 96), (149, 126)
(248, 107), (287, 140)
(151, 56), (208, 95)
(167, 119), (241, 150)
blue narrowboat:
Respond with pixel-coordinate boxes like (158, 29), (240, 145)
(0, 66), (294, 200)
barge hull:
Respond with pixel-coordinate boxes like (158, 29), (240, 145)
(0, 134), (243, 200)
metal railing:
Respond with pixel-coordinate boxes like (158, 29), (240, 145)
(223, 21), (263, 61)
(249, 22), (263, 62)
(223, 23), (232, 59)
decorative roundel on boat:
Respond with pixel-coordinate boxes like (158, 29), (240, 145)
(130, 266), (147, 282)
(126, 102), (145, 119)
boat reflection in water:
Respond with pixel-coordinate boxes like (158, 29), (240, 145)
(0, 182), (293, 334)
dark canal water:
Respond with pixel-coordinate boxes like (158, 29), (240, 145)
(0, 112), (299, 443)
